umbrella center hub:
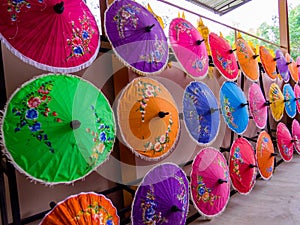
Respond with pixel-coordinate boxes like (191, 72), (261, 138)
(70, 120), (81, 130)
(145, 24), (155, 32)
(54, 1), (64, 14)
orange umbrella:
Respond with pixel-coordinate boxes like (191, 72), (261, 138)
(259, 46), (277, 80)
(40, 192), (119, 224)
(117, 77), (180, 161)
(268, 83), (284, 122)
(235, 33), (259, 82)
(285, 53), (299, 83)
(256, 131), (275, 180)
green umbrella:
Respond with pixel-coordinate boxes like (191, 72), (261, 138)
(1, 74), (115, 184)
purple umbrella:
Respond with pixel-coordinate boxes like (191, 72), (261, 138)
(104, 0), (169, 75)
(131, 163), (189, 225)
(275, 49), (290, 82)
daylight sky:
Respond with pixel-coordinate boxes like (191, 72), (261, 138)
(135, 0), (300, 36)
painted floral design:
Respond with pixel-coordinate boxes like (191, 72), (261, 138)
(218, 156), (229, 179)
(12, 81), (61, 153)
(195, 175), (220, 206)
(184, 91), (210, 140)
(141, 187), (167, 224)
(216, 51), (236, 75)
(139, 34), (167, 64)
(7, 0), (43, 22)
(86, 105), (115, 167)
(192, 56), (208, 72)
(175, 21), (193, 41)
(284, 89), (293, 113)
(222, 96), (238, 128)
(143, 115), (173, 153)
(73, 200), (115, 224)
(67, 11), (95, 59)
(231, 146), (244, 179)
(257, 135), (274, 174)
(174, 174), (188, 224)
(136, 80), (161, 122)
(113, 3), (142, 39)
(280, 143), (290, 157)
(237, 40), (249, 59)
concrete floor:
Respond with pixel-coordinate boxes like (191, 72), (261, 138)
(188, 154), (300, 225)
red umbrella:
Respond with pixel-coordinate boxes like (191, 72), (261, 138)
(209, 32), (239, 81)
(229, 137), (257, 195)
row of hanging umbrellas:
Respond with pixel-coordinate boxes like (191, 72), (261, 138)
(38, 117), (300, 223)
(1, 73), (298, 185)
(3, 0), (300, 83)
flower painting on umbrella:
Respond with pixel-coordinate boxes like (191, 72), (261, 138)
(104, 0), (168, 75)
(1, 74), (116, 184)
(40, 192), (119, 224)
(132, 163), (189, 225)
(256, 131), (275, 180)
(117, 77), (179, 161)
(190, 147), (230, 217)
(0, 0), (100, 72)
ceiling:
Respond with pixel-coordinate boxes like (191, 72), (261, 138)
(185, 0), (253, 15)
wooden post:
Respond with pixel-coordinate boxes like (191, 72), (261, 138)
(278, 0), (290, 53)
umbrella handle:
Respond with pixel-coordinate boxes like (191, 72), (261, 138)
(54, 1), (64, 14)
(145, 24), (155, 32)
(240, 102), (249, 107)
(217, 179), (227, 184)
(252, 54), (259, 59)
(273, 57), (280, 61)
(196, 39), (204, 45)
(286, 61), (292, 65)
(171, 205), (183, 212)
(270, 152), (278, 157)
(158, 111), (169, 118)
(264, 101), (272, 106)
(229, 48), (237, 54)
(249, 164), (257, 168)
(70, 120), (81, 130)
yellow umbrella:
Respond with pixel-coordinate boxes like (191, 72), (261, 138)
(269, 83), (284, 121)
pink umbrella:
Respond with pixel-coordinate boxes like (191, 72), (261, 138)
(229, 137), (257, 195)
(209, 32), (239, 81)
(276, 122), (294, 162)
(294, 83), (300, 114)
(292, 119), (300, 154)
(248, 83), (268, 129)
(190, 147), (230, 217)
(169, 17), (209, 80)
(0, 0), (100, 73)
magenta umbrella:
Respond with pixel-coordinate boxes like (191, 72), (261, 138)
(292, 119), (300, 154)
(248, 83), (268, 129)
(0, 0), (100, 73)
(190, 147), (230, 217)
(169, 17), (209, 80)
(294, 83), (300, 114)
(276, 122), (294, 162)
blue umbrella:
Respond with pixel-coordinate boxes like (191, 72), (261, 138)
(183, 81), (220, 145)
(283, 83), (297, 118)
(220, 81), (249, 134)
